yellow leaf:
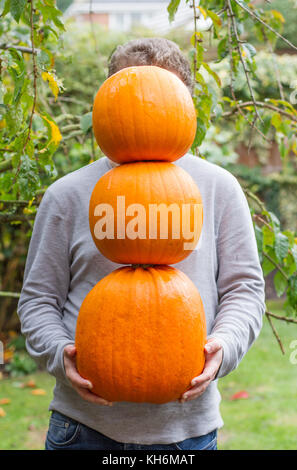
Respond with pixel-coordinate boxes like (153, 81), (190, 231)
(4, 348), (14, 362)
(41, 115), (62, 145)
(8, 330), (17, 338)
(0, 408), (6, 417)
(31, 389), (46, 396)
(198, 5), (207, 19)
(41, 72), (60, 101)
(25, 380), (36, 388)
(271, 10), (285, 23)
(0, 398), (11, 405)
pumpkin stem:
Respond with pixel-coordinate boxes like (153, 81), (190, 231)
(131, 264), (154, 270)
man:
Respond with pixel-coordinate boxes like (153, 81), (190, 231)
(18, 38), (265, 451)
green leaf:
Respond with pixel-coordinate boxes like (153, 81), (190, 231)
(271, 113), (282, 130)
(283, 252), (297, 277)
(275, 232), (289, 262)
(167, 0), (181, 22)
(80, 112), (93, 133)
(261, 115), (272, 135)
(10, 0), (27, 22)
(202, 62), (221, 87)
(287, 274), (297, 310)
(268, 211), (280, 230)
(254, 225), (263, 262)
(1, 0), (11, 17)
(262, 225), (275, 248)
(18, 154), (40, 199)
(217, 37), (228, 62)
(242, 43), (257, 60)
(262, 256), (275, 276)
(273, 271), (287, 297)
(192, 117), (206, 148)
(205, 9), (222, 28)
(291, 245), (297, 267)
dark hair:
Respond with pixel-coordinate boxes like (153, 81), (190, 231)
(108, 37), (193, 94)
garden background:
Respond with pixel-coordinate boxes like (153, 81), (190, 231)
(0, 0), (297, 450)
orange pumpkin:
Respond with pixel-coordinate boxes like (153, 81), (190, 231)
(92, 66), (197, 163)
(75, 265), (206, 404)
(89, 161), (203, 265)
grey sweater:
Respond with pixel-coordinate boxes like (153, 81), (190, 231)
(17, 154), (265, 444)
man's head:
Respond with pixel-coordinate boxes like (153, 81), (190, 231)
(108, 37), (193, 95)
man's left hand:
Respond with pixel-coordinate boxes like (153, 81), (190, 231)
(179, 338), (223, 403)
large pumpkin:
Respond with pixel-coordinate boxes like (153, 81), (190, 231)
(75, 265), (206, 404)
(92, 66), (197, 163)
(89, 161), (203, 265)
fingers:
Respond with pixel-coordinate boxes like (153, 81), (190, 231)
(179, 380), (210, 403)
(204, 338), (222, 355)
(64, 344), (76, 358)
(179, 337), (223, 404)
(66, 364), (93, 390)
(63, 344), (113, 407)
(74, 386), (113, 406)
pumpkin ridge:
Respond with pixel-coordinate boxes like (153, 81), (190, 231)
(169, 73), (184, 160)
(138, 68), (151, 158)
(153, 66), (168, 160)
(156, 163), (175, 264)
(128, 70), (139, 157)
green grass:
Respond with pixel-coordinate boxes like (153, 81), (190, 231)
(0, 372), (55, 450)
(0, 300), (296, 450)
(218, 300), (297, 450)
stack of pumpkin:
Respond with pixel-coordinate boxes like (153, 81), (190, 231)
(75, 66), (207, 404)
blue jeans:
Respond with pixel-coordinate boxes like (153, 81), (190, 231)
(45, 411), (217, 450)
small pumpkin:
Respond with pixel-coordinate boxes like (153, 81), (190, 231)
(75, 265), (206, 404)
(92, 66), (197, 163)
(89, 161), (203, 265)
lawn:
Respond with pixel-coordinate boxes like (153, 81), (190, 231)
(0, 300), (296, 450)
(218, 300), (297, 450)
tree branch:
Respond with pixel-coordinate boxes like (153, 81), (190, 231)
(0, 214), (35, 223)
(227, 0), (262, 123)
(265, 312), (285, 354)
(266, 311), (297, 325)
(22, 0), (38, 154)
(0, 199), (38, 206)
(263, 252), (289, 281)
(0, 44), (38, 54)
(222, 101), (297, 123)
(226, 5), (269, 143)
(233, 0), (297, 52)
(0, 291), (21, 298)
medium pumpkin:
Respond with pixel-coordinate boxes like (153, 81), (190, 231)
(92, 66), (197, 163)
(75, 265), (206, 404)
(89, 161), (203, 265)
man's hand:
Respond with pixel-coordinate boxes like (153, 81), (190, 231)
(179, 338), (223, 403)
(63, 345), (113, 406)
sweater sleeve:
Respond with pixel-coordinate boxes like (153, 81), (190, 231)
(209, 176), (266, 378)
(17, 188), (75, 384)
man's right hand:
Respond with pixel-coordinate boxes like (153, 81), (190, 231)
(63, 344), (113, 406)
